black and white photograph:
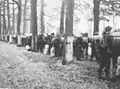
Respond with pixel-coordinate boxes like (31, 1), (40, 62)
(0, 0), (120, 89)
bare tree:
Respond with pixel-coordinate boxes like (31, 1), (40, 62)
(31, 0), (38, 51)
(3, 0), (6, 35)
(23, 0), (27, 33)
(40, 0), (45, 34)
(12, 1), (15, 34)
(62, 0), (74, 65)
(12, 0), (21, 35)
(6, 0), (11, 34)
(93, 0), (101, 35)
(59, 0), (65, 35)
(0, 2), (2, 36)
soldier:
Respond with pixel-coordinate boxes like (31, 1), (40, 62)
(98, 26), (112, 79)
(52, 34), (61, 57)
(73, 36), (77, 57)
(91, 40), (96, 61)
(37, 34), (45, 53)
(74, 36), (84, 61)
(48, 33), (55, 55)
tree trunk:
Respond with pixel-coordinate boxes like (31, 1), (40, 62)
(40, 0), (45, 34)
(31, 0), (38, 51)
(59, 0), (65, 35)
(93, 0), (100, 35)
(17, 0), (21, 35)
(0, 3), (1, 36)
(0, 1), (3, 36)
(23, 0), (27, 33)
(3, 0), (6, 35)
(62, 0), (74, 65)
(11, 0), (22, 45)
(7, 0), (10, 34)
(12, 2), (15, 34)
(65, 0), (74, 36)
(30, 14), (32, 33)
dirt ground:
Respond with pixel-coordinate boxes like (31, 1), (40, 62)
(0, 41), (120, 89)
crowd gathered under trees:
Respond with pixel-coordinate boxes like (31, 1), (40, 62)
(1, 0), (120, 80)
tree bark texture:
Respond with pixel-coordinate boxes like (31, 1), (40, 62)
(40, 0), (45, 34)
(3, 0), (6, 35)
(23, 0), (27, 33)
(0, 3), (1, 35)
(17, 0), (21, 35)
(62, 0), (74, 65)
(93, 0), (100, 35)
(12, 1), (15, 34)
(31, 0), (38, 51)
(60, 0), (65, 35)
(7, 0), (11, 34)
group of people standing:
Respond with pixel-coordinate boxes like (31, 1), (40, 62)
(25, 33), (89, 60)
(18, 26), (120, 80)
(89, 26), (120, 79)
(26, 33), (64, 57)
(73, 36), (88, 61)
(73, 26), (120, 80)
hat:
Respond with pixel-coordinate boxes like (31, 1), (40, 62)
(104, 26), (112, 32)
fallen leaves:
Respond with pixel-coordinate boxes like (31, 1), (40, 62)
(0, 44), (119, 89)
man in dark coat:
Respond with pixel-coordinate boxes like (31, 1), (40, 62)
(91, 39), (100, 62)
(98, 40), (110, 78)
(91, 40), (96, 61)
(74, 37), (84, 61)
(52, 34), (61, 57)
(98, 26), (112, 79)
(37, 34), (45, 53)
(48, 33), (55, 55)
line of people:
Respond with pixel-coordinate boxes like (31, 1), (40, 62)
(25, 33), (64, 57)
(1, 27), (120, 80)
(0, 33), (100, 63)
(25, 34), (100, 62)
(1, 32), (102, 64)
(24, 33), (90, 60)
